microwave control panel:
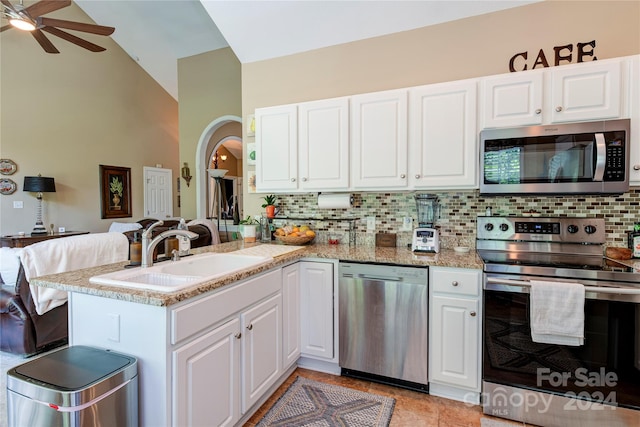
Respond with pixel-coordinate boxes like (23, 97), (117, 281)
(605, 138), (625, 181)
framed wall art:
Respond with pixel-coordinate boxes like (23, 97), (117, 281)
(100, 165), (132, 219)
(0, 159), (17, 175)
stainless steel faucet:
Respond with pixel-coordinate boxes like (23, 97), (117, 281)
(141, 220), (199, 268)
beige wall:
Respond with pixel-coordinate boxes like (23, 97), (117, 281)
(241, 0), (640, 216)
(0, 2), (179, 236)
(177, 48), (242, 219)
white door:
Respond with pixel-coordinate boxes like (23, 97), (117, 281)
(299, 261), (334, 359)
(550, 59), (622, 123)
(298, 97), (350, 190)
(255, 104), (298, 192)
(282, 264), (301, 370)
(482, 71), (544, 128)
(430, 295), (479, 390)
(173, 318), (241, 427)
(351, 89), (408, 189)
(242, 294), (282, 412)
(144, 167), (173, 219)
(409, 79), (478, 189)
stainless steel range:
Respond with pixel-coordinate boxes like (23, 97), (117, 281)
(477, 216), (640, 427)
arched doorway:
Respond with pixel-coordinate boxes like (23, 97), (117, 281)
(195, 115), (242, 219)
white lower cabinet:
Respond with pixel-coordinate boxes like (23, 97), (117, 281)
(299, 261), (335, 360)
(429, 267), (482, 403)
(282, 263), (301, 369)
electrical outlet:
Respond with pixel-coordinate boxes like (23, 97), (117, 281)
(366, 216), (376, 231)
(58, 227), (66, 233)
(13, 201), (23, 209)
(401, 216), (413, 231)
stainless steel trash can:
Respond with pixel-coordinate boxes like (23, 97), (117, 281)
(7, 345), (138, 427)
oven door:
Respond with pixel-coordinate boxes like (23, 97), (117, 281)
(483, 273), (640, 410)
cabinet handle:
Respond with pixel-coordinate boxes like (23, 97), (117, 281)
(247, 324), (253, 331)
(291, 178), (296, 182)
(535, 109), (542, 115)
(415, 174), (420, 179)
(452, 281), (459, 287)
(400, 174), (406, 179)
(302, 177), (307, 182)
(234, 332), (242, 339)
(470, 311), (477, 317)
(555, 106), (563, 112)
(634, 165), (640, 171)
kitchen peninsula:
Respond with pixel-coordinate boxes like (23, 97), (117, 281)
(31, 241), (482, 426)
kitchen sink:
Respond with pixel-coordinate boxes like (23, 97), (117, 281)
(89, 252), (273, 292)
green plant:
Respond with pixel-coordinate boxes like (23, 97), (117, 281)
(239, 216), (258, 225)
(261, 194), (277, 208)
(110, 177), (123, 196)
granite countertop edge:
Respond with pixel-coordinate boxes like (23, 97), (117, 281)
(31, 242), (483, 307)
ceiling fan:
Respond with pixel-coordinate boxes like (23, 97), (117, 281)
(0, 0), (114, 53)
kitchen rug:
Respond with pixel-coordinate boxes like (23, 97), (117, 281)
(257, 376), (395, 427)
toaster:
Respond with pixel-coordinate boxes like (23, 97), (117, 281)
(411, 228), (440, 253)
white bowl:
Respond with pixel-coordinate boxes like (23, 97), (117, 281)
(454, 246), (470, 253)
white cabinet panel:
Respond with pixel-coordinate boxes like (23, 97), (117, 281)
(300, 261), (334, 359)
(550, 59), (622, 123)
(255, 104), (298, 191)
(299, 98), (350, 190)
(410, 80), (478, 189)
(282, 263), (301, 369)
(173, 319), (241, 427)
(351, 89), (408, 189)
(482, 71), (544, 128)
(627, 55), (640, 185)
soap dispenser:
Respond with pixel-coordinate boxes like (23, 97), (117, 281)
(130, 232), (142, 265)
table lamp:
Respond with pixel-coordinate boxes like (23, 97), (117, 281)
(23, 175), (56, 235)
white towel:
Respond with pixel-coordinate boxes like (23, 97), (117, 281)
(187, 218), (220, 245)
(108, 221), (143, 233)
(530, 280), (585, 346)
(20, 232), (129, 315)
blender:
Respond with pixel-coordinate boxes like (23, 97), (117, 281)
(412, 194), (440, 253)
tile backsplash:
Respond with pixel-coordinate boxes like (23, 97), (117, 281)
(274, 189), (640, 248)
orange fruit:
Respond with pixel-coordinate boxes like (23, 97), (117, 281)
(305, 230), (316, 237)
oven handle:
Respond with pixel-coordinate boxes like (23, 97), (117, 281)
(485, 277), (640, 295)
(593, 132), (606, 182)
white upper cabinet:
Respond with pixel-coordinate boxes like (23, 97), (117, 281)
(298, 97), (350, 191)
(550, 59), (622, 123)
(409, 79), (478, 189)
(351, 89), (409, 189)
(482, 70), (544, 128)
(482, 58), (624, 128)
(255, 104), (298, 192)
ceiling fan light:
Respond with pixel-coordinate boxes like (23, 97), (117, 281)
(9, 18), (36, 31)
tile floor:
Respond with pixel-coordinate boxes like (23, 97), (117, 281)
(245, 367), (528, 427)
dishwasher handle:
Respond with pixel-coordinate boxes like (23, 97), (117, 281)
(341, 272), (404, 282)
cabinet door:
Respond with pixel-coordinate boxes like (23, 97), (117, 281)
(282, 263), (301, 369)
(255, 104), (298, 191)
(351, 89), (408, 189)
(630, 55), (640, 185)
(242, 294), (282, 412)
(299, 98), (350, 190)
(173, 318), (241, 427)
(300, 261), (334, 359)
(550, 59), (622, 123)
(409, 80), (478, 189)
(430, 295), (479, 390)
(482, 71), (543, 128)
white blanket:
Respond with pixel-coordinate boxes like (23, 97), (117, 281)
(530, 280), (585, 346)
(20, 232), (129, 315)
(187, 218), (220, 245)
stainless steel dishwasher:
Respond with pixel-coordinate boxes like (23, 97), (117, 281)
(339, 262), (428, 391)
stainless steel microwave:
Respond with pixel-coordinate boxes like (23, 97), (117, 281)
(480, 119), (630, 195)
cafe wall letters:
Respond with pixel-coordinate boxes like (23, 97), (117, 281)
(509, 39), (597, 72)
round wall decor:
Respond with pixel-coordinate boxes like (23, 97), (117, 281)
(0, 159), (17, 175)
(0, 178), (17, 195)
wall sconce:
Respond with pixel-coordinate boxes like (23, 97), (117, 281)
(181, 162), (192, 187)
(212, 152), (227, 169)
(23, 174), (56, 235)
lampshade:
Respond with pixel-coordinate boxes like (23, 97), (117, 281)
(23, 176), (56, 193)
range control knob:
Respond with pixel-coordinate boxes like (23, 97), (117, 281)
(499, 223), (509, 232)
(567, 225), (579, 234)
(585, 225), (597, 234)
(484, 223), (494, 231)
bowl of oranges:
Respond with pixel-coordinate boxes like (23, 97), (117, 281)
(274, 224), (316, 245)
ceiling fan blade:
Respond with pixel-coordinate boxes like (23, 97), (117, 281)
(1, 0), (16, 13)
(1, 23), (13, 32)
(42, 26), (105, 52)
(25, 0), (70, 18)
(39, 17), (114, 36)
(30, 28), (59, 53)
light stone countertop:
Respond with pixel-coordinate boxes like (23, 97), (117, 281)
(31, 241), (483, 307)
